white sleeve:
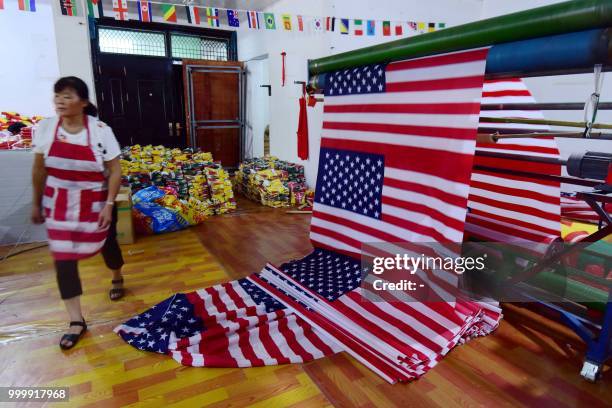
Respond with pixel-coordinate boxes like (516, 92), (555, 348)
(101, 125), (122, 161)
(31, 119), (51, 155)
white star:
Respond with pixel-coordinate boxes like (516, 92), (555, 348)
(182, 327), (190, 333)
(139, 338), (146, 344)
(148, 341), (155, 347)
(144, 313), (151, 318)
(156, 328), (164, 333)
(127, 339), (134, 344)
(379, 84), (383, 91)
(176, 313), (183, 319)
(188, 318), (196, 323)
(181, 307), (188, 311)
(353, 205), (357, 211)
(342, 202), (347, 208)
(377, 160), (383, 167)
(162, 317), (168, 322)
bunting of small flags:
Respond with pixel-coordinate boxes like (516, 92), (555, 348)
(112, 0), (128, 20)
(186, 5), (200, 25)
(18, 0), (36, 12)
(206, 7), (219, 27)
(339, 18), (349, 35)
(367, 20), (375, 36)
(264, 12), (276, 30)
(227, 9), (240, 27)
(247, 10), (259, 28)
(86, 0), (99, 18)
(282, 14), (292, 31)
(161, 4), (176, 22)
(2, 0), (446, 37)
(137, 0), (152, 22)
(59, 0), (78, 16)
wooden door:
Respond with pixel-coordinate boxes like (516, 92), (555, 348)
(183, 60), (244, 168)
(97, 54), (179, 147)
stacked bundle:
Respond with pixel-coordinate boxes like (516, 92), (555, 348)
(235, 156), (309, 207)
(121, 145), (235, 232)
(0, 111), (42, 149)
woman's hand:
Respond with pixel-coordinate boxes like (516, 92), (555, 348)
(31, 204), (45, 224)
(98, 204), (113, 229)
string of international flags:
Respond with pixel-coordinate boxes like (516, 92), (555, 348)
(1, 1), (445, 36)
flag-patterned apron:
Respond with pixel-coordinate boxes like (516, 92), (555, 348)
(42, 116), (109, 261)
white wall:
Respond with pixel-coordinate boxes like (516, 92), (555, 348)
(0, 0), (59, 116)
(239, 0), (485, 187)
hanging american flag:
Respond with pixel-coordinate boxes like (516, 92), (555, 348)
(311, 48), (490, 256)
(112, 0), (128, 21)
(465, 78), (562, 248)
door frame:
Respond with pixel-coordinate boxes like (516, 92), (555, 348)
(183, 60), (246, 166)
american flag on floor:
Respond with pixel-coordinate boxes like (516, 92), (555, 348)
(311, 48), (489, 255)
(115, 274), (340, 367)
(465, 78), (562, 249)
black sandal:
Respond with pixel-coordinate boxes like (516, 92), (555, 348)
(109, 278), (125, 301)
(59, 319), (87, 350)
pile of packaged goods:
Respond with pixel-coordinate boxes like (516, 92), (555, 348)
(235, 156), (313, 208)
(0, 111), (42, 150)
(121, 145), (236, 234)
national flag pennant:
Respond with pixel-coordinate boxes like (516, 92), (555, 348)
(313, 48), (491, 255)
(438, 22), (446, 29)
(366, 20), (376, 36)
(264, 12), (276, 29)
(186, 5), (201, 25)
(162, 4), (177, 23)
(282, 14), (292, 30)
(408, 21), (417, 31)
(206, 7), (219, 27)
(112, 0), (127, 20)
(353, 19), (363, 36)
(382, 20), (391, 36)
(227, 9), (240, 27)
(428, 22), (436, 32)
(86, 0), (99, 18)
(395, 22), (403, 35)
(0, 0), (4, 10)
(137, 1), (152, 23)
(247, 10), (259, 28)
(339, 18), (349, 35)
(18, 0), (36, 12)
(312, 17), (324, 32)
(59, 0), (78, 16)
(297, 15), (304, 31)
(326, 16), (335, 32)
(417, 22), (426, 33)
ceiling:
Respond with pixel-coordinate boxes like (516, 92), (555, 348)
(165, 0), (281, 11)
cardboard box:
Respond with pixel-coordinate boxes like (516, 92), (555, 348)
(115, 186), (134, 245)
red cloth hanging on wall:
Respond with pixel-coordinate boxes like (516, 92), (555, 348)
(297, 84), (309, 160)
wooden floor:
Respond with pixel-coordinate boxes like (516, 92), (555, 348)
(0, 196), (610, 407)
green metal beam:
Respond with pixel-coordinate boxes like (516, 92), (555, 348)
(309, 0), (612, 75)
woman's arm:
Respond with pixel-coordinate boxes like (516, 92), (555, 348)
(98, 157), (121, 229)
(31, 153), (47, 224)
(105, 157), (122, 204)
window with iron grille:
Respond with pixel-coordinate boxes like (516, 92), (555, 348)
(171, 34), (229, 61)
(99, 28), (166, 57)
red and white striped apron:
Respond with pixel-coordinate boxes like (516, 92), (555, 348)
(42, 116), (109, 261)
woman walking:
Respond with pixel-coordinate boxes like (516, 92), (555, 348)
(31, 76), (126, 350)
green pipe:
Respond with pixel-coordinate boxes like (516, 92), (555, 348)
(309, 0), (612, 75)
(528, 270), (608, 312)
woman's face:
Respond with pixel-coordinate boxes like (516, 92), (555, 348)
(54, 88), (87, 118)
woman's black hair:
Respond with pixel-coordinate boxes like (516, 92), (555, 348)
(54, 76), (98, 117)
(7, 122), (27, 135)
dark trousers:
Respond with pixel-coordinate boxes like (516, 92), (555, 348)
(55, 207), (124, 300)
